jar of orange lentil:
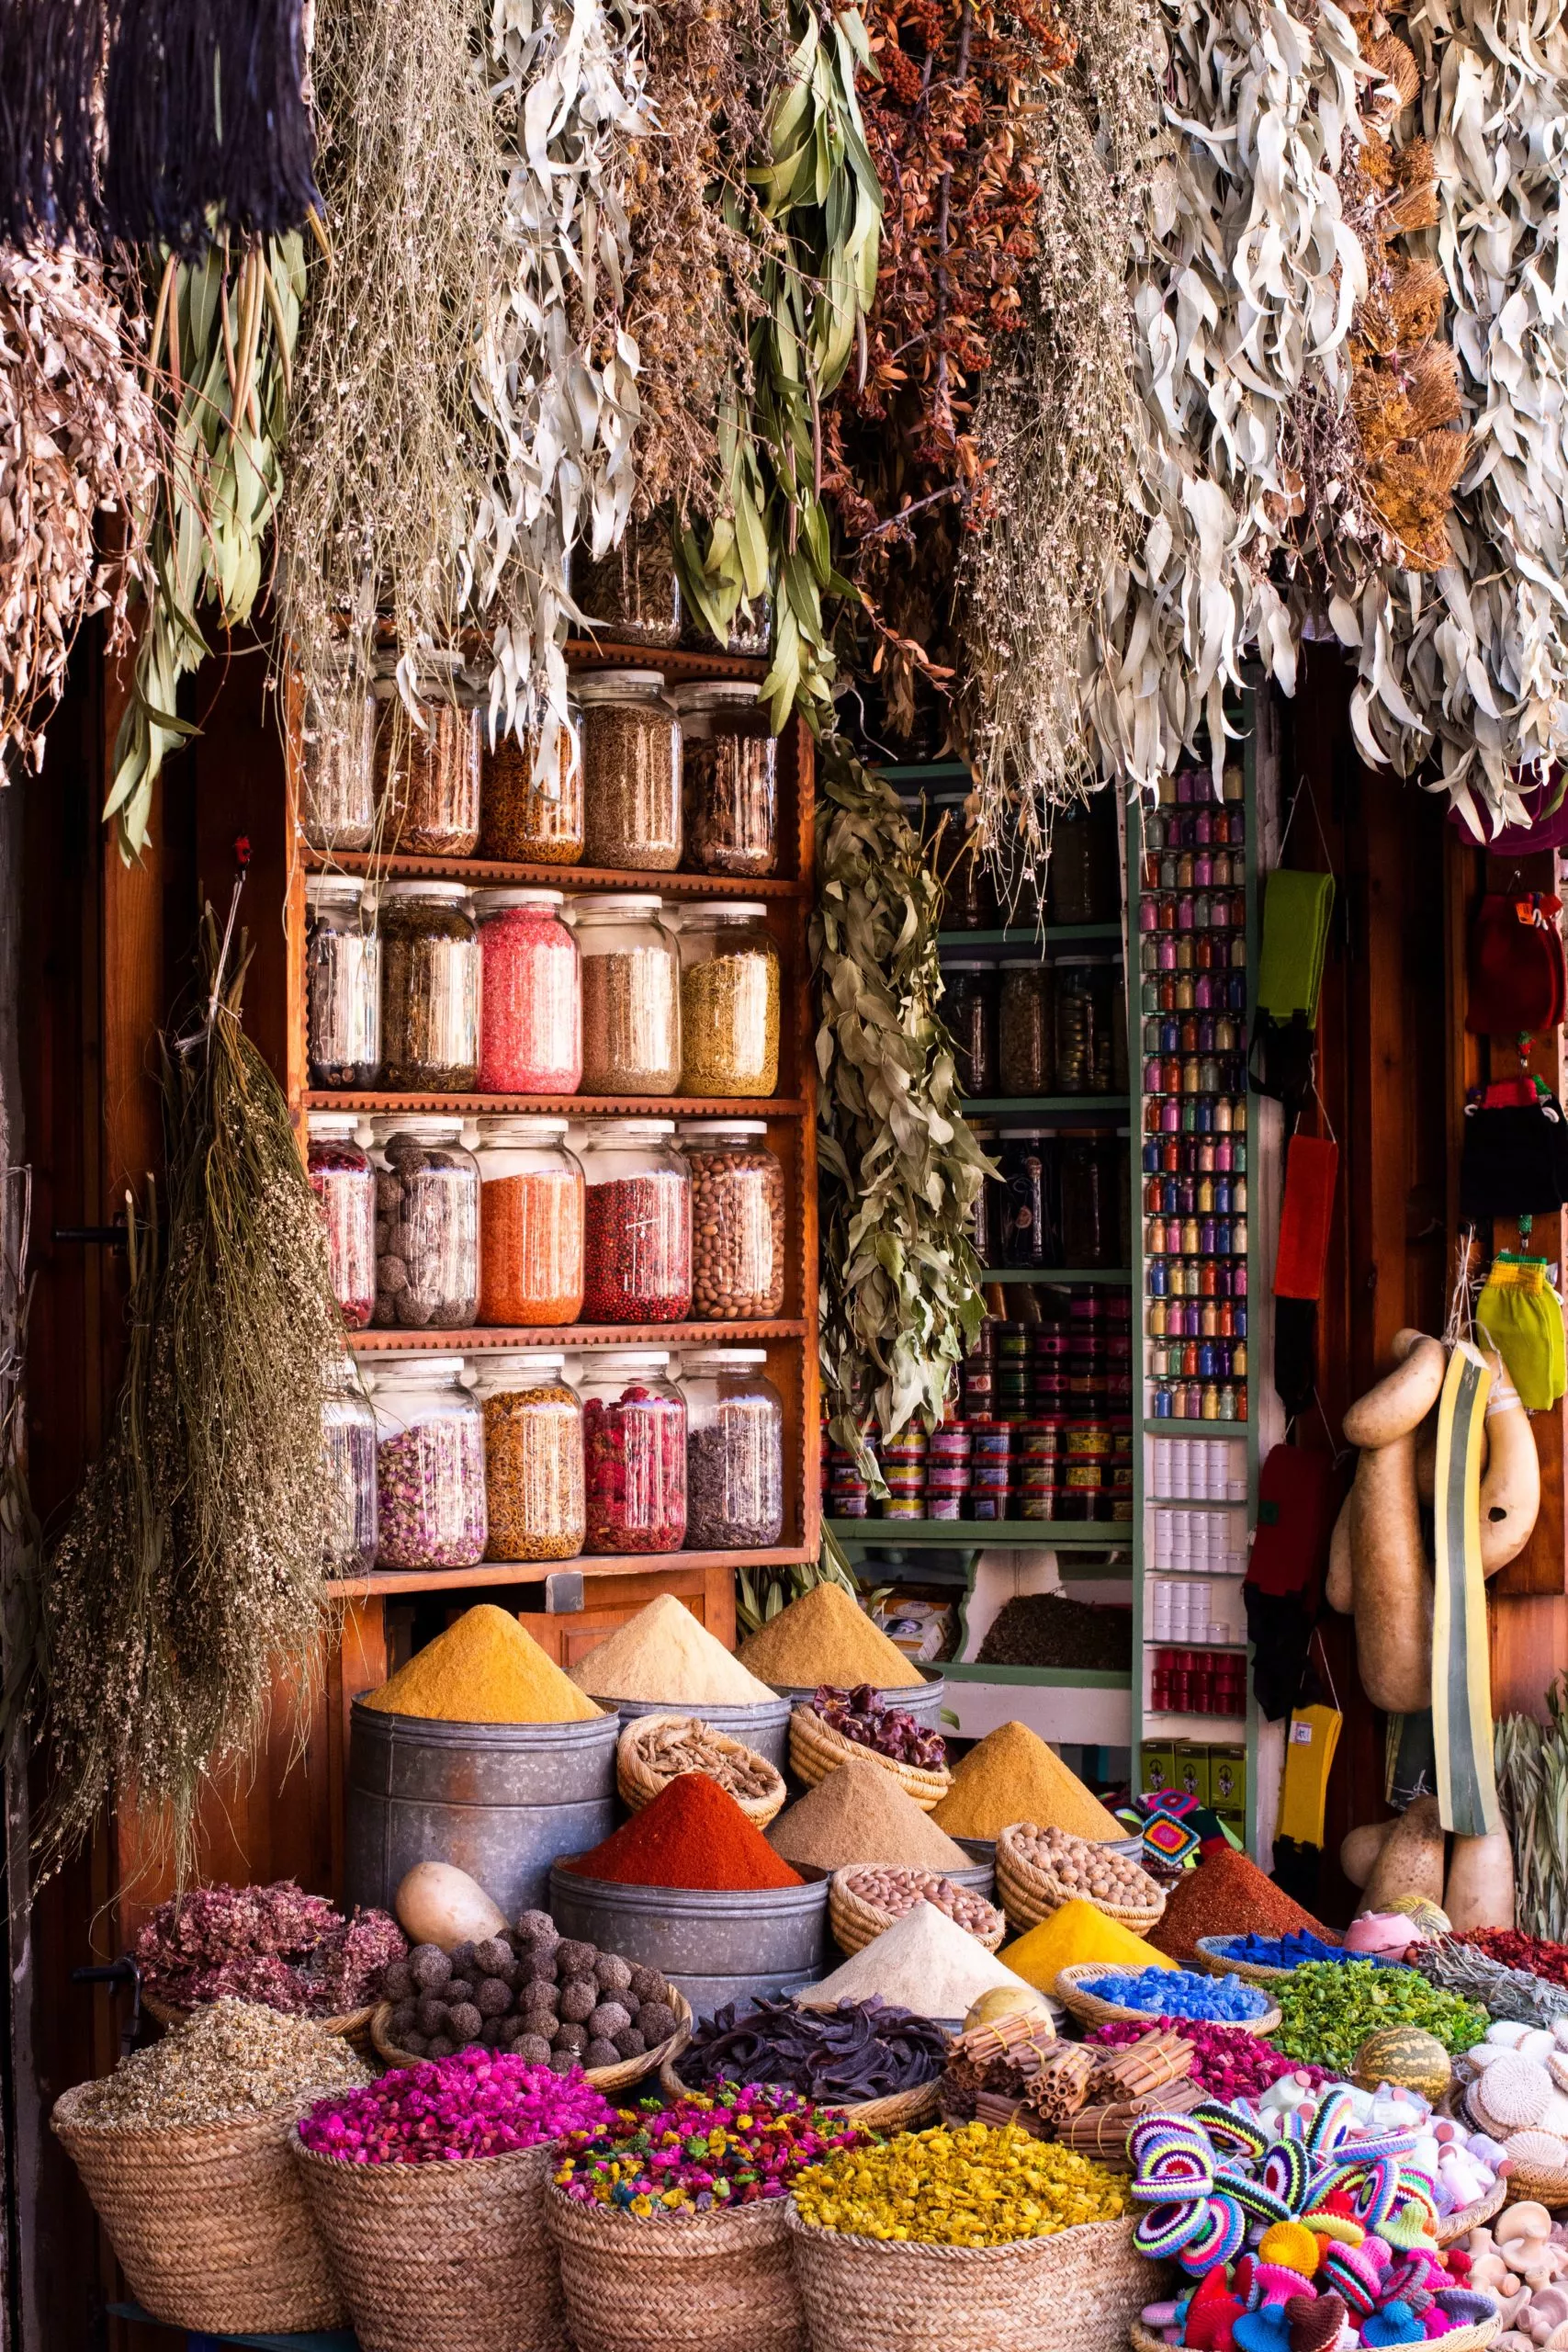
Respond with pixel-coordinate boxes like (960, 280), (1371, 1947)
(474, 1115), (585, 1327)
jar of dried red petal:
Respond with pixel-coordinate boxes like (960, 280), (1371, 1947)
(474, 1115), (584, 1327)
(308, 1111), (376, 1330)
(579, 1348), (686, 1554)
(475, 887), (581, 1095)
(580, 1119), (692, 1323)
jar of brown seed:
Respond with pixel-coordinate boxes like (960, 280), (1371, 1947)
(577, 672), (682, 872)
(471, 1351), (585, 1564)
(573, 510), (682, 649)
(374, 673), (483, 857)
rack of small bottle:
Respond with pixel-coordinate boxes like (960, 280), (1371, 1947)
(1137, 765), (1251, 1421)
(821, 1284), (1132, 1523)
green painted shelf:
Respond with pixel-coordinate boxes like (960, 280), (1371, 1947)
(937, 923), (1122, 950)
(978, 1266), (1132, 1284)
(961, 1096), (1132, 1117)
(112, 2308), (356, 2351)
(942, 1661), (1133, 1689)
(827, 1517), (1132, 1548)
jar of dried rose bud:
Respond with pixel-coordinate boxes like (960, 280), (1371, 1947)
(480, 706), (584, 865)
(671, 681), (779, 877)
(369, 1353), (487, 1570)
(308, 1110), (376, 1330)
(374, 672), (482, 858)
(577, 673), (682, 872)
(471, 1350), (584, 1564)
(579, 1350), (686, 1555)
(474, 1115), (584, 1327)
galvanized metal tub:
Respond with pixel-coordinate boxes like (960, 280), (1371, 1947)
(549, 1864), (829, 2018)
(607, 1694), (794, 1775)
(768, 1676), (947, 1729)
(345, 1703), (620, 1923)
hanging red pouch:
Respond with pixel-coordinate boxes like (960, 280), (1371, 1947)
(1466, 892), (1566, 1036)
(1275, 1135), (1338, 1300)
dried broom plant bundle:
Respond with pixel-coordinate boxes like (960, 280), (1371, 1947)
(0, 245), (154, 778)
(34, 890), (341, 1883)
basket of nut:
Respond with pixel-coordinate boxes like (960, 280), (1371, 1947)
(829, 1867), (1007, 1958)
(995, 1823), (1165, 1938)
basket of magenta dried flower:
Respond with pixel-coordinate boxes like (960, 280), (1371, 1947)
(547, 2080), (868, 2352)
(133, 1879), (406, 2052)
(291, 2042), (616, 2352)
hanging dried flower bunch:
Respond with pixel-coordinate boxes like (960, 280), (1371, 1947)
(821, 0), (1073, 732)
(0, 245), (154, 777)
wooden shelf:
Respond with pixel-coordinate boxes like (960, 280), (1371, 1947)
(350, 1319), (807, 1351)
(301, 849), (807, 899)
(334, 1544), (812, 1599)
(303, 1091), (807, 1118)
(564, 638), (768, 679)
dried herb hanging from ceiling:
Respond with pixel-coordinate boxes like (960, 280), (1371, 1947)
(813, 735), (988, 1471)
(31, 889), (342, 1883)
(0, 246), (154, 777)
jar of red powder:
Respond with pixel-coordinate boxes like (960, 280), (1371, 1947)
(579, 1350), (686, 1554)
(474, 1115), (584, 1326)
(581, 1120), (693, 1323)
(474, 887), (581, 1094)
(308, 1111), (375, 1330)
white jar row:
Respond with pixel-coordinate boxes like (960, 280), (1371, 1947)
(1147, 1434), (1247, 1501)
(1147, 1506), (1247, 1574)
(1147, 1578), (1233, 1645)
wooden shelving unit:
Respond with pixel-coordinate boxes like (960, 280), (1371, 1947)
(287, 639), (822, 1665)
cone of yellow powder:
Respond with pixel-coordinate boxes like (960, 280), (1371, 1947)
(362, 1604), (602, 1724)
(1000, 1900), (1178, 1995)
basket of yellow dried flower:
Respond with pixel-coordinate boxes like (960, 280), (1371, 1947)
(784, 2119), (1146, 2352)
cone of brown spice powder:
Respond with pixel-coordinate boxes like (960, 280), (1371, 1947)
(737, 1584), (925, 1690)
(768, 1759), (973, 1871)
(1148, 1848), (1339, 1966)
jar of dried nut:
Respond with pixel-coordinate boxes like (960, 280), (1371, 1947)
(678, 1119), (785, 1318)
(370, 1115), (479, 1330)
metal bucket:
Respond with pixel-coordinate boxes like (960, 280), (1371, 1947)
(608, 1694), (795, 1775)
(345, 1703), (620, 1923)
(549, 1865), (829, 2019)
(769, 1676), (947, 1728)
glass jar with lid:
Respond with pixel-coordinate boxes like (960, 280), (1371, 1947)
(474, 1116), (584, 1326)
(574, 894), (681, 1094)
(299, 673), (377, 852)
(573, 511), (682, 649)
(306, 875), (380, 1090)
(379, 881), (479, 1091)
(679, 1120), (786, 1318)
(475, 888), (581, 1095)
(581, 1119), (693, 1322)
(678, 904), (780, 1097)
(481, 706), (584, 865)
(470, 1350), (584, 1563)
(946, 963), (996, 1097)
(1054, 955), (1116, 1094)
(580, 1350), (686, 1554)
(681, 593), (772, 660)
(371, 1116), (479, 1329)
(321, 1354), (378, 1577)
(369, 1353), (488, 1569)
(374, 674), (483, 857)
(680, 1348), (784, 1549)
(998, 960), (1051, 1096)
(931, 791), (994, 930)
(671, 682), (779, 877)
(579, 673), (682, 871)
(1060, 1131), (1119, 1269)
(999, 1130), (1059, 1268)
(308, 1111), (376, 1330)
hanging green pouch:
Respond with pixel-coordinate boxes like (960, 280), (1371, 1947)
(1257, 869), (1335, 1022)
(1476, 1254), (1566, 1412)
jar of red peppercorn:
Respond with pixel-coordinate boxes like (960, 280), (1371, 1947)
(579, 1349), (686, 1554)
(308, 1111), (376, 1329)
(474, 887), (581, 1095)
(374, 670), (482, 857)
(370, 1115), (480, 1329)
(474, 1115), (584, 1327)
(580, 1119), (693, 1323)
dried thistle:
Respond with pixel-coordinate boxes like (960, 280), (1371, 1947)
(0, 246), (154, 778)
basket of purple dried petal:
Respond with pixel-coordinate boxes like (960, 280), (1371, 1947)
(135, 1880), (404, 2052)
(291, 2047), (613, 2352)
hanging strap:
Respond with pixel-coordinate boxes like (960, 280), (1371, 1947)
(1431, 1341), (1501, 1838)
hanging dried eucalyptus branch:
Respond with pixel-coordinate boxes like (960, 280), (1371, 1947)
(107, 232), (305, 858)
(813, 735), (988, 1476)
(0, 245), (154, 778)
(32, 890), (342, 1884)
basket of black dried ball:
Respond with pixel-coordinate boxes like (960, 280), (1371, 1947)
(662, 1994), (949, 2131)
(371, 1909), (692, 2090)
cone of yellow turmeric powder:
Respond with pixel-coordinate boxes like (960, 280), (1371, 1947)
(362, 1605), (603, 1724)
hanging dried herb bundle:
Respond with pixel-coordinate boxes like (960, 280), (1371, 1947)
(812, 735), (988, 1473)
(0, 0), (107, 249)
(34, 893), (341, 1883)
(107, 232), (304, 857)
(822, 0), (1072, 729)
(277, 0), (505, 730)
(0, 245), (154, 777)
(956, 0), (1159, 882)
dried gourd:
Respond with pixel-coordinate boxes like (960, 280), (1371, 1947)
(1478, 1350), (1540, 1577)
(1349, 1429), (1431, 1713)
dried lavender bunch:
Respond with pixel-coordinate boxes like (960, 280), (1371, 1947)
(34, 893), (342, 1883)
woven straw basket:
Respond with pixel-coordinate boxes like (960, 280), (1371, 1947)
(617, 1715), (787, 1826)
(547, 2184), (807, 2352)
(1191, 1936), (1298, 1987)
(786, 2208), (1150, 2352)
(142, 1990), (378, 2053)
(829, 1869), (1005, 1958)
(1132, 2329), (1500, 2352)
(371, 1987), (694, 2097)
(788, 1708), (951, 1809)
(1435, 2179), (1506, 2244)
(996, 1826), (1164, 1938)
(293, 2130), (565, 2352)
(51, 2085), (344, 2335)
(657, 2051), (945, 2133)
(1052, 1962), (1281, 2038)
